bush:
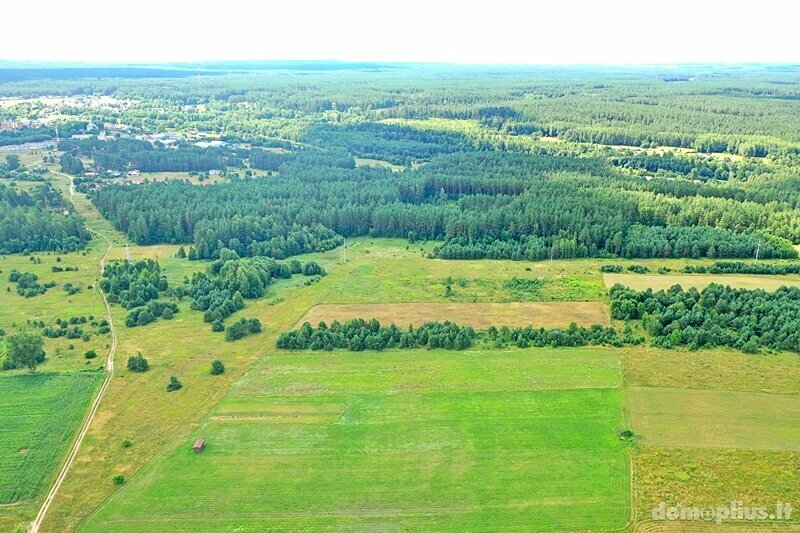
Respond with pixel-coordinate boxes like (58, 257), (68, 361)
(127, 353), (149, 372)
(84, 350), (98, 360)
(121, 439), (132, 448)
(166, 376), (182, 392)
(210, 359), (225, 375)
(112, 475), (125, 485)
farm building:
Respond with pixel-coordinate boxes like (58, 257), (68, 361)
(193, 439), (205, 453)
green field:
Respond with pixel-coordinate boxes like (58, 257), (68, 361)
(0, 372), (101, 528)
(82, 348), (630, 531)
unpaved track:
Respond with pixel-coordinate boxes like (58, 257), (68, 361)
(29, 177), (117, 533)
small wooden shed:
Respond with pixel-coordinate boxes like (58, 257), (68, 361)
(193, 438), (205, 453)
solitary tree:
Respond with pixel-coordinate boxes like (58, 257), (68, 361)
(5, 331), (46, 372)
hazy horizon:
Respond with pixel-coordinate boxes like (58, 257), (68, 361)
(2, 0), (798, 65)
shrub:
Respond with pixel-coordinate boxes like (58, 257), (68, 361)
(210, 359), (225, 375)
(127, 353), (149, 372)
(121, 439), (132, 448)
(84, 350), (98, 359)
(166, 376), (183, 392)
(113, 475), (125, 485)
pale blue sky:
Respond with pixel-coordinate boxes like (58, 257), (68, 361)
(2, 0), (798, 65)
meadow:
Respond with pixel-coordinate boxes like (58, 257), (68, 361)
(297, 301), (609, 329)
(81, 348), (630, 532)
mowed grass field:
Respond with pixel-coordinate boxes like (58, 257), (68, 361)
(604, 273), (800, 291)
(628, 387), (800, 451)
(0, 372), (101, 530)
(82, 348), (630, 532)
(298, 301), (609, 329)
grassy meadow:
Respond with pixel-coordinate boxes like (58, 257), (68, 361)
(81, 348), (631, 532)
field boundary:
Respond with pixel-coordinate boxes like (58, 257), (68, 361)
(29, 181), (118, 533)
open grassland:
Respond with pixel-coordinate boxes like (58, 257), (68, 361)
(633, 447), (800, 527)
(0, 251), (109, 373)
(623, 347), (800, 395)
(298, 301), (609, 329)
(628, 387), (800, 451)
(604, 273), (800, 291)
(0, 372), (101, 531)
(82, 348), (630, 532)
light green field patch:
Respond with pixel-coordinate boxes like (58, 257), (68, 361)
(231, 347), (623, 396)
(354, 157), (406, 171)
(604, 273), (800, 291)
(628, 387), (800, 451)
(82, 349), (630, 532)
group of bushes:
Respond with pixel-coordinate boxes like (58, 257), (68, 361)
(9, 270), (54, 297)
(224, 317), (262, 341)
(125, 301), (179, 327)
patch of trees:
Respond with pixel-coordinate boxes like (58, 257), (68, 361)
(610, 283), (800, 353)
(0, 182), (90, 254)
(683, 261), (800, 275)
(610, 152), (768, 181)
(1, 331), (46, 371)
(127, 353), (149, 372)
(187, 252), (323, 329)
(100, 259), (168, 309)
(485, 323), (643, 349)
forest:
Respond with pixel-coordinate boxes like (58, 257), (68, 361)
(90, 149), (798, 261)
(0, 181), (90, 254)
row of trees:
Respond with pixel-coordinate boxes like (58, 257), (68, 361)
(683, 261), (800, 275)
(276, 319), (642, 352)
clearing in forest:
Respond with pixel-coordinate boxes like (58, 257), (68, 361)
(296, 301), (609, 329)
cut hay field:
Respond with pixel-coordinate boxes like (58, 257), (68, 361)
(0, 372), (101, 530)
(297, 301), (609, 329)
(603, 273), (800, 291)
(628, 387), (800, 451)
(81, 348), (630, 532)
